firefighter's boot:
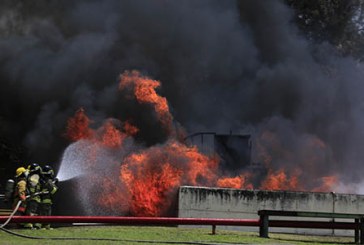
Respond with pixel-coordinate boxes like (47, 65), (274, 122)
(22, 223), (33, 229)
(33, 223), (42, 229)
(42, 224), (53, 230)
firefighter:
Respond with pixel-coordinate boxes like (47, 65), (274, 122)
(39, 165), (58, 230)
(26, 163), (42, 229)
(13, 167), (28, 214)
(13, 167), (31, 228)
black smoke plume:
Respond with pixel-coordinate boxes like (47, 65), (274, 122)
(1, 0), (364, 194)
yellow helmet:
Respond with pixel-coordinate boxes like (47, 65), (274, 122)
(15, 167), (27, 177)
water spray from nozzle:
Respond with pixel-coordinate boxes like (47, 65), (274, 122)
(56, 139), (101, 182)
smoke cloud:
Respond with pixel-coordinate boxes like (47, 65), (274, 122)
(1, 0), (364, 195)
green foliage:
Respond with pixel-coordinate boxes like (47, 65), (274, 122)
(285, 0), (364, 58)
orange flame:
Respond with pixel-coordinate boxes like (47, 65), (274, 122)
(119, 70), (173, 132)
(120, 140), (218, 216)
(121, 162), (182, 216)
(65, 108), (93, 141)
(100, 121), (126, 148)
(123, 121), (139, 136)
(97, 176), (129, 214)
(217, 175), (253, 189)
(312, 176), (338, 192)
(260, 169), (299, 191)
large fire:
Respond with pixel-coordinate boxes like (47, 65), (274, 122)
(119, 70), (173, 133)
(64, 70), (338, 216)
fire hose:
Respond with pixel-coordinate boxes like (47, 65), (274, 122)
(0, 191), (48, 229)
(0, 193), (241, 245)
(0, 198), (22, 229)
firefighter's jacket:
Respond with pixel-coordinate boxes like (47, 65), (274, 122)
(40, 178), (58, 205)
(13, 178), (27, 212)
(27, 174), (42, 203)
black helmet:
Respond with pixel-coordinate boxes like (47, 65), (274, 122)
(42, 165), (54, 178)
(28, 163), (41, 174)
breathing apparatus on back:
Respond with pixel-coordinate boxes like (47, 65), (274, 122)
(4, 167), (28, 205)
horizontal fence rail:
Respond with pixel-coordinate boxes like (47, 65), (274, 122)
(270, 220), (358, 229)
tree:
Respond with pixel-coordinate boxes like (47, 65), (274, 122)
(285, 0), (364, 58)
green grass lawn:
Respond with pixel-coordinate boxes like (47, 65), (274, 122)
(0, 225), (355, 245)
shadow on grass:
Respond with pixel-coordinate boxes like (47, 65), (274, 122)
(269, 233), (355, 245)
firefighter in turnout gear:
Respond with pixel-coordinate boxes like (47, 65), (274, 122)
(26, 163), (42, 229)
(13, 167), (31, 228)
(39, 165), (58, 230)
(13, 167), (28, 214)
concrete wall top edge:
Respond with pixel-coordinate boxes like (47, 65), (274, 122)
(179, 186), (364, 198)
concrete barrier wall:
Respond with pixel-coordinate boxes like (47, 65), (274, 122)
(178, 186), (364, 235)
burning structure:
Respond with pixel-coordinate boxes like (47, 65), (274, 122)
(1, 1), (364, 216)
(55, 70), (340, 217)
